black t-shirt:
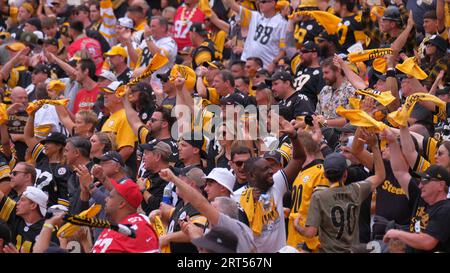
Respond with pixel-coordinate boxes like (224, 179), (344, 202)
(141, 170), (169, 215)
(205, 138), (230, 174)
(67, 161), (95, 214)
(32, 143), (72, 208)
(408, 177), (450, 252)
(0, 196), (58, 252)
(168, 200), (205, 253)
(293, 66), (324, 110)
(278, 91), (314, 121)
(295, 19), (324, 45)
(372, 161), (413, 238)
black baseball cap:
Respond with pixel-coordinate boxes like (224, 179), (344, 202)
(99, 151), (125, 166)
(255, 68), (270, 77)
(323, 152), (348, 181)
(26, 17), (42, 31)
(417, 164), (450, 186)
(33, 64), (50, 76)
(40, 132), (67, 145)
(425, 34), (448, 53)
(267, 70), (292, 82)
(301, 40), (319, 52)
(179, 132), (207, 159)
(156, 69), (171, 83)
(43, 38), (58, 47)
(191, 22), (208, 36)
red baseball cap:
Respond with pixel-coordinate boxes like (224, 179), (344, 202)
(110, 179), (143, 209)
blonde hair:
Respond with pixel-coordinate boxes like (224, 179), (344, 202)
(93, 132), (117, 153)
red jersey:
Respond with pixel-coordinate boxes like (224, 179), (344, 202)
(173, 5), (205, 50)
(68, 36), (104, 75)
(72, 86), (100, 114)
(91, 213), (159, 253)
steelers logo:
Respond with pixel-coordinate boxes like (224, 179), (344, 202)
(306, 25), (313, 31)
(58, 167), (67, 176)
(303, 175), (310, 183)
(179, 211), (187, 221)
(313, 70), (320, 75)
(142, 113), (148, 120)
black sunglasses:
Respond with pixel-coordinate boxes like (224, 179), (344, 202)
(12, 171), (27, 176)
(420, 178), (441, 185)
(233, 160), (245, 168)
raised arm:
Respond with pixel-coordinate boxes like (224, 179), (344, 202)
(365, 133), (385, 191)
(399, 125), (419, 169)
(159, 168), (220, 225)
(54, 105), (75, 134)
(391, 11), (415, 54)
(123, 92), (144, 136)
(44, 50), (76, 78)
(223, 0), (241, 14)
(334, 54), (368, 90)
(1, 48), (29, 80)
(383, 128), (411, 198)
(274, 112), (306, 184)
(351, 128), (374, 171)
(436, 0), (446, 34)
(209, 10), (230, 33)
(24, 111), (39, 149)
(0, 124), (11, 159)
(385, 54), (400, 111)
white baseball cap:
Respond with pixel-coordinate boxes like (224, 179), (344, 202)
(205, 168), (235, 193)
(118, 17), (134, 29)
(22, 186), (48, 217)
(99, 69), (117, 82)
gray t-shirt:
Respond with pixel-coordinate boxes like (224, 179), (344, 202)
(218, 213), (257, 253)
(306, 181), (372, 253)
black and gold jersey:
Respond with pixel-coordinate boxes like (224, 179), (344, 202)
(31, 143), (71, 208)
(336, 13), (367, 53)
(0, 196), (57, 252)
(168, 200), (207, 253)
(278, 91), (314, 121)
(293, 19), (324, 47)
(422, 136), (438, 165)
(292, 64), (325, 110)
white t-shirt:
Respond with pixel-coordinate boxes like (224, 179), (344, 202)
(234, 170), (289, 253)
(34, 104), (68, 138)
(138, 36), (178, 74)
(239, 8), (287, 68)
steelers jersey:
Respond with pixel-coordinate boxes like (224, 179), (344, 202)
(422, 136), (438, 165)
(287, 160), (330, 251)
(292, 65), (325, 110)
(412, 153), (431, 173)
(137, 125), (180, 165)
(191, 39), (219, 70)
(278, 91), (314, 121)
(239, 7), (287, 67)
(0, 196), (58, 252)
(294, 19), (324, 47)
(336, 13), (366, 53)
(31, 143), (71, 208)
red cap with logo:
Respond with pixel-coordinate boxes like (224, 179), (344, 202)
(110, 179), (143, 209)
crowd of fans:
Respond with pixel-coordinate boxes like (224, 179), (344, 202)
(0, 0), (448, 253)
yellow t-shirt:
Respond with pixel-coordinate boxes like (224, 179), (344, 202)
(101, 108), (137, 149)
(287, 160), (330, 252)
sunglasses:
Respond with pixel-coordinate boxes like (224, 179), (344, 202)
(233, 160), (245, 168)
(149, 118), (164, 123)
(300, 49), (315, 54)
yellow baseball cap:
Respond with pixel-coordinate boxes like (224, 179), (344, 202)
(48, 80), (66, 94)
(6, 42), (26, 52)
(104, 45), (128, 58)
(298, 0), (318, 10)
(395, 57), (428, 80)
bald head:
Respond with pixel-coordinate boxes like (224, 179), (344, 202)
(11, 87), (28, 105)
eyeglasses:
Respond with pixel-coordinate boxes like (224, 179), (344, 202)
(420, 178), (441, 185)
(12, 171), (27, 176)
(233, 160), (245, 168)
(300, 49), (315, 54)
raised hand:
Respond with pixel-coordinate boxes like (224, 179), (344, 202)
(159, 168), (175, 182)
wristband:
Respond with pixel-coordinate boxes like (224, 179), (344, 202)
(43, 223), (54, 230)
